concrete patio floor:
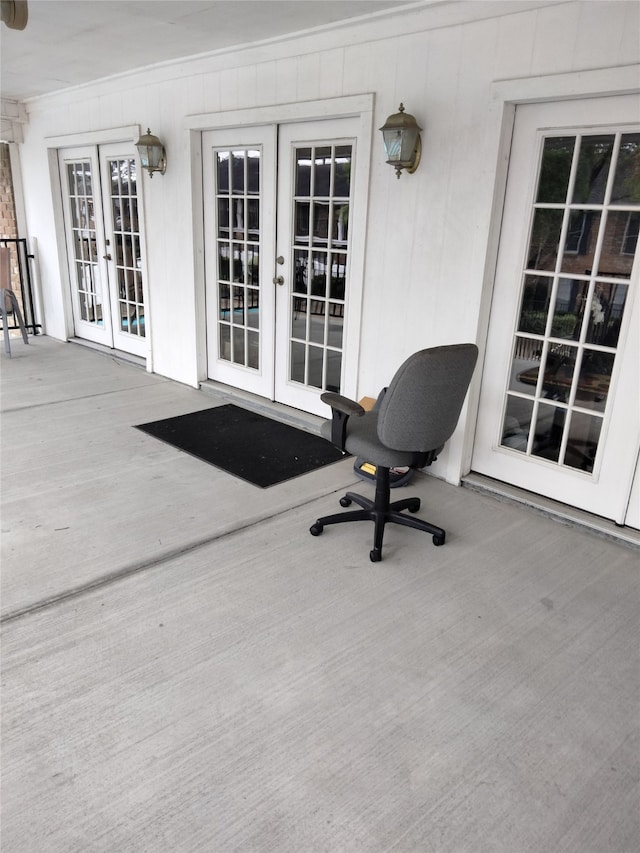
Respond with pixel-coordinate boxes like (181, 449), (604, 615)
(1, 337), (638, 852)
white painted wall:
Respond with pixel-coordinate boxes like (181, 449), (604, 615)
(15, 0), (640, 489)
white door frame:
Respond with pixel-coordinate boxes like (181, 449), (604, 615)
(187, 95), (374, 405)
(58, 145), (113, 348)
(473, 96), (639, 521)
(202, 124), (278, 398)
(274, 118), (361, 415)
(47, 125), (152, 366)
(467, 66), (640, 522)
(99, 142), (149, 358)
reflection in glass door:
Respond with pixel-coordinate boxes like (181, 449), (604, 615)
(275, 117), (360, 416)
(203, 125), (277, 400)
(60, 143), (147, 357)
(473, 95), (640, 524)
(67, 160), (101, 324)
(501, 132), (638, 473)
(105, 154), (146, 347)
(204, 117), (363, 415)
(62, 151), (109, 345)
(215, 148), (261, 370)
(289, 144), (351, 393)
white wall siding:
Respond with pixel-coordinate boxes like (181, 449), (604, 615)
(16, 0), (639, 485)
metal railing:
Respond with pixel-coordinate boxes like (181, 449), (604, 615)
(1, 238), (41, 334)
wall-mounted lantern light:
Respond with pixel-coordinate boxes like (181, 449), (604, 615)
(135, 128), (166, 178)
(379, 104), (422, 179)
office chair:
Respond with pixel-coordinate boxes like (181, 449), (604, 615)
(310, 344), (478, 561)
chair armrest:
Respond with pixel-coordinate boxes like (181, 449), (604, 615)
(320, 392), (365, 417)
(320, 392), (365, 450)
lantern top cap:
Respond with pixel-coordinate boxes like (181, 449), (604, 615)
(379, 103), (422, 133)
(136, 128), (162, 146)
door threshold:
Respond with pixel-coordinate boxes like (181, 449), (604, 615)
(69, 338), (146, 370)
(199, 379), (325, 436)
(462, 473), (640, 551)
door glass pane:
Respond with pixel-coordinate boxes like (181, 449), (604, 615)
(232, 326), (245, 365)
(532, 402), (563, 463)
(550, 278), (588, 340)
(291, 341), (305, 383)
(500, 130), (639, 472)
(536, 137), (575, 203)
(215, 148), (261, 368)
(599, 211), (638, 276)
(295, 202), (311, 242)
(311, 251), (327, 297)
(540, 344), (577, 402)
(326, 349), (342, 393)
(307, 345), (324, 388)
(217, 198), (230, 236)
(331, 203), (349, 244)
(528, 209), (563, 271)
(517, 275), (553, 334)
(295, 148), (312, 196)
(312, 201), (330, 243)
(247, 151), (260, 194)
(565, 412), (602, 473)
(334, 146), (352, 198)
(560, 211), (601, 272)
(509, 340), (540, 395)
(571, 135), (614, 204)
(309, 301), (325, 344)
(219, 323), (230, 360)
(289, 143), (353, 392)
(328, 304), (344, 350)
(585, 282), (627, 347)
(247, 288), (259, 328)
(66, 160), (103, 326)
(291, 298), (308, 341)
(330, 252), (347, 300)
(247, 331), (259, 369)
(293, 249), (308, 293)
(314, 147), (332, 195)
(611, 133), (640, 204)
(231, 151), (245, 194)
(502, 396), (533, 451)
(108, 158), (145, 337)
(577, 350), (614, 412)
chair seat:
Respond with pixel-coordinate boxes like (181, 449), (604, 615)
(321, 411), (420, 468)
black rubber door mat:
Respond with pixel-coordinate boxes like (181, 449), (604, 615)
(135, 404), (346, 488)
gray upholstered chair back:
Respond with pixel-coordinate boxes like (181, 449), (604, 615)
(376, 344), (478, 452)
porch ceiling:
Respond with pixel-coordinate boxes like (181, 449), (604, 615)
(1, 0), (427, 102)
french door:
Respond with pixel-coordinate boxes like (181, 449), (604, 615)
(59, 143), (148, 357)
(203, 117), (361, 416)
(473, 96), (639, 524)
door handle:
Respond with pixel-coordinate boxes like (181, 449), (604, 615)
(103, 253), (112, 261)
(273, 276), (285, 286)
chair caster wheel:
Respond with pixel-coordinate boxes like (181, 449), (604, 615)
(339, 496), (352, 507)
(310, 523), (324, 536)
(432, 534), (445, 546)
(369, 548), (381, 562)
(407, 499), (421, 513)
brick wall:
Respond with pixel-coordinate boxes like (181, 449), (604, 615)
(0, 143), (23, 299)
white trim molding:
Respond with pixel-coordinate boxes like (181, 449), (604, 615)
(1, 98), (28, 143)
(491, 64), (640, 105)
(185, 93), (375, 132)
